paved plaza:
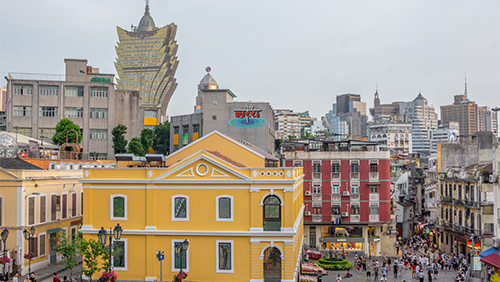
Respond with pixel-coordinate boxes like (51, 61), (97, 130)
(320, 267), (459, 282)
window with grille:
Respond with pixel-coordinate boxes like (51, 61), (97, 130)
(39, 128), (56, 140)
(313, 184), (321, 194)
(193, 124), (200, 133)
(331, 185), (340, 194)
(312, 161), (321, 173)
(39, 106), (58, 117)
(144, 110), (157, 118)
(90, 87), (108, 97)
(90, 108), (108, 119)
(331, 161), (340, 173)
(370, 163), (378, 172)
(65, 86), (84, 97)
(263, 195), (281, 231)
(13, 106), (32, 117)
(351, 205), (359, 215)
(65, 107), (83, 118)
(14, 84), (33, 95)
(89, 153), (107, 160)
(40, 85), (59, 96)
(90, 129), (107, 140)
(351, 161), (359, 173)
(293, 160), (302, 167)
(173, 126), (179, 134)
(370, 206), (379, 214)
(331, 206), (340, 215)
(217, 241), (233, 272)
(351, 185), (359, 194)
(370, 186), (378, 193)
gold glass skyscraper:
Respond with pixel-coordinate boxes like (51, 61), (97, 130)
(115, 2), (179, 114)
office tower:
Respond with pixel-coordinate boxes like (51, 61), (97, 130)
(399, 93), (438, 156)
(115, 1), (179, 115)
(440, 94), (478, 136)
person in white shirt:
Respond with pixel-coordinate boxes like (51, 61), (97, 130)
(336, 274), (342, 281)
(13, 273), (19, 282)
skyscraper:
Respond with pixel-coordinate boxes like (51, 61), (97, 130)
(115, 1), (179, 115)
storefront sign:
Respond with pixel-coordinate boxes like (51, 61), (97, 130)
(473, 256), (481, 271)
(228, 105), (267, 128)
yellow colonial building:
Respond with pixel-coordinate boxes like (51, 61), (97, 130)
(81, 131), (304, 282)
(0, 158), (84, 276)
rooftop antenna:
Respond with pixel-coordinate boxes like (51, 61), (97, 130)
(464, 73), (468, 98)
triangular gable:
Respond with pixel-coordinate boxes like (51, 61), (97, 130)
(166, 131), (266, 168)
(0, 167), (21, 181)
(156, 151), (251, 181)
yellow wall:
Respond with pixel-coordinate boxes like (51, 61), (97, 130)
(82, 147), (304, 281)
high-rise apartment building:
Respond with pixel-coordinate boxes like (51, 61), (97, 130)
(478, 106), (498, 134)
(368, 120), (412, 155)
(115, 2), (179, 115)
(399, 93), (438, 156)
(324, 106), (349, 141)
(284, 140), (395, 256)
(274, 109), (301, 140)
(440, 94), (478, 136)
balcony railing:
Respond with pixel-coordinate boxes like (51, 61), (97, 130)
(312, 214), (322, 222)
(312, 172), (321, 179)
(350, 215), (360, 222)
(369, 172), (379, 182)
(369, 214), (379, 222)
(350, 172), (359, 180)
(331, 172), (341, 180)
(351, 193), (360, 201)
(369, 193), (379, 201)
(441, 197), (453, 204)
(312, 201), (322, 207)
(331, 194), (341, 202)
(463, 200), (481, 209)
(312, 193), (322, 202)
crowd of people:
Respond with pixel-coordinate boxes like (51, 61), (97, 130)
(331, 234), (472, 281)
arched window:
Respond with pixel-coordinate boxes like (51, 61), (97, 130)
(263, 196), (281, 231)
(172, 195), (189, 221)
(110, 195), (127, 220)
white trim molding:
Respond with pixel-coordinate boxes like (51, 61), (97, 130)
(259, 192), (284, 206)
(216, 195), (234, 222)
(110, 194), (127, 221)
(38, 232), (47, 257)
(80, 228), (298, 237)
(216, 240), (234, 273)
(38, 193), (47, 224)
(27, 194), (37, 225)
(171, 239), (189, 272)
(259, 243), (285, 260)
(171, 195), (189, 221)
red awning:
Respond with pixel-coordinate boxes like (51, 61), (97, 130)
(480, 253), (500, 270)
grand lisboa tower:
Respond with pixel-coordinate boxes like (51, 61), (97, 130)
(115, 0), (179, 114)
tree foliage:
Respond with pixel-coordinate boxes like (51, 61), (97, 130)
(112, 124), (128, 154)
(140, 128), (154, 155)
(79, 236), (109, 282)
(54, 231), (81, 281)
(127, 137), (144, 156)
(52, 119), (82, 146)
(153, 121), (170, 155)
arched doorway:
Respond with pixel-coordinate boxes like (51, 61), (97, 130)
(263, 247), (281, 282)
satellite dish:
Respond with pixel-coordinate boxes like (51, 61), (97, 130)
(205, 66), (211, 73)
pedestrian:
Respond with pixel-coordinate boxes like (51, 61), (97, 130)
(393, 263), (398, 278)
(427, 269), (433, 282)
(24, 275), (30, 282)
(317, 270), (322, 282)
(336, 274), (342, 282)
(62, 276), (69, 282)
(30, 272), (36, 282)
(418, 270), (425, 282)
(380, 274), (388, 282)
(13, 273), (19, 282)
(52, 273), (60, 282)
(374, 264), (379, 281)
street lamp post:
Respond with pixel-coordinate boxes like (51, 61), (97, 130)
(1, 228), (9, 282)
(23, 226), (35, 275)
(174, 240), (189, 277)
(98, 224), (123, 272)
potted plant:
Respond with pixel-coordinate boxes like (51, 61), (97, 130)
(98, 271), (117, 282)
(173, 271), (187, 282)
(0, 256), (10, 265)
(23, 253), (34, 260)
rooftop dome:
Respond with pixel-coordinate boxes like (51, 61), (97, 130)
(138, 3), (156, 32)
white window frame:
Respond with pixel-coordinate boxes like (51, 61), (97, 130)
(313, 184), (321, 194)
(216, 240), (234, 273)
(110, 194), (127, 221)
(0, 196), (4, 227)
(171, 239), (189, 272)
(80, 192), (83, 216)
(38, 232), (46, 257)
(351, 183), (359, 194)
(27, 194), (37, 225)
(50, 192), (59, 221)
(70, 226), (77, 242)
(216, 195), (234, 222)
(331, 183), (340, 194)
(172, 195), (189, 221)
(113, 238), (127, 271)
(293, 160), (302, 167)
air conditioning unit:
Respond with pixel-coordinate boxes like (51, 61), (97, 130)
(341, 212), (349, 217)
(489, 174), (497, 183)
(342, 191), (350, 196)
(305, 191), (312, 196)
(305, 211), (311, 216)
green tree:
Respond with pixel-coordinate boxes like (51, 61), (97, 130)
(127, 137), (144, 156)
(79, 236), (109, 282)
(52, 119), (82, 146)
(54, 231), (81, 281)
(153, 121), (170, 155)
(112, 124), (128, 154)
(140, 128), (154, 154)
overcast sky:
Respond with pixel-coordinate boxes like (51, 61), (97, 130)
(1, 0), (499, 119)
